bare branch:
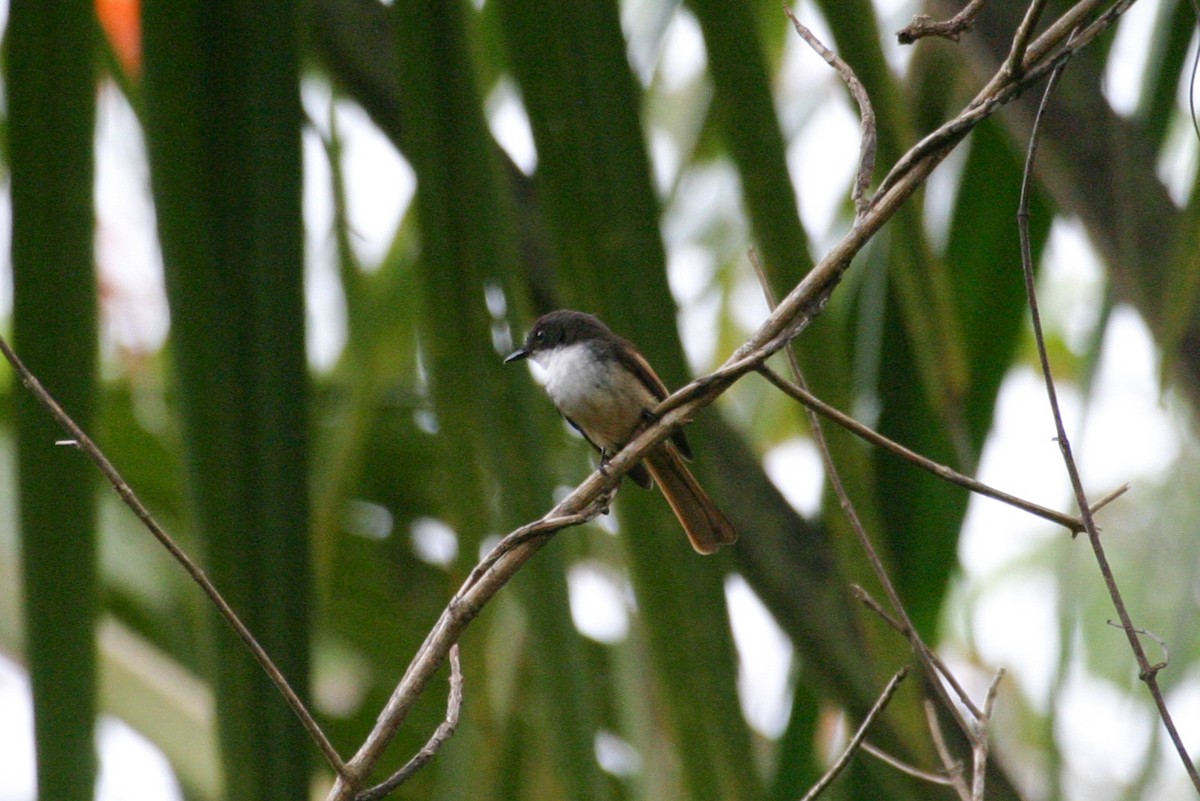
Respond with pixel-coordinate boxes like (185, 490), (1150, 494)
(879, 0), (1136, 201)
(898, 0), (988, 44)
(925, 701), (972, 801)
(1000, 0), (1049, 79)
(328, 499), (613, 797)
(800, 667), (910, 801)
(0, 333), (348, 777)
(1088, 483), (1129, 514)
(860, 741), (958, 786)
(355, 645), (464, 801)
(783, 6), (876, 215)
(757, 364), (1086, 533)
(1016, 33), (1200, 793)
(970, 670), (1005, 801)
(851, 585), (983, 722)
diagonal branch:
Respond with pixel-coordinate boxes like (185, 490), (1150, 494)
(756, 364), (1086, 533)
(1016, 33), (1200, 794)
(0, 333), (348, 776)
(800, 667), (910, 801)
(783, 6), (876, 215)
(355, 645), (464, 801)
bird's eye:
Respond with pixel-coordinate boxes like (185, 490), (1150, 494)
(534, 329), (545, 341)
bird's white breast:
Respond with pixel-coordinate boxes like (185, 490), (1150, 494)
(532, 342), (654, 450)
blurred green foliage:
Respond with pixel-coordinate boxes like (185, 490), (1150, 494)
(3, 1), (1200, 800)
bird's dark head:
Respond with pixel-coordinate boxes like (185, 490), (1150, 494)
(505, 310), (613, 363)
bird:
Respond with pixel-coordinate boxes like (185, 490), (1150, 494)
(505, 309), (737, 554)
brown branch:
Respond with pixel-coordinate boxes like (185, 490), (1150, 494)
(1016, 35), (1200, 793)
(783, 6), (876, 215)
(1000, 0), (1049, 79)
(757, 242), (985, 739)
(355, 644), (464, 801)
(878, 0), (1136, 201)
(851, 585), (983, 722)
(756, 364), (1086, 533)
(0, 334), (348, 776)
(970, 670), (1005, 801)
(860, 741), (958, 786)
(898, 0), (988, 44)
(925, 700), (972, 801)
(328, 502), (611, 798)
(749, 250), (987, 745)
(799, 667), (910, 801)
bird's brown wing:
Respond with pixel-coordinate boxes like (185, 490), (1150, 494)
(611, 335), (693, 460)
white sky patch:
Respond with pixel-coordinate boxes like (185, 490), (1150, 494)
(657, 9), (707, 92)
(0, 656), (36, 801)
(970, 572), (1060, 708)
(96, 717), (183, 801)
(302, 82), (415, 271)
(1077, 307), (1179, 488)
(410, 517), (459, 567)
(95, 82), (169, 357)
(1038, 218), (1105, 354)
(1055, 668), (1154, 790)
(788, 96), (860, 245)
(1158, 100), (1200, 205)
(487, 78), (538, 174)
(0, 655), (184, 801)
(726, 574), (794, 737)
(763, 437), (824, 517)
(595, 729), (642, 776)
(1161, 676), (1200, 766)
(650, 126), (682, 195)
(1102, 0), (1161, 116)
(669, 243), (722, 372)
(303, 79), (416, 370)
(959, 368), (1076, 573)
(568, 562), (631, 644)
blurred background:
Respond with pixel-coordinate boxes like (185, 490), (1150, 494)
(2, 0), (1200, 799)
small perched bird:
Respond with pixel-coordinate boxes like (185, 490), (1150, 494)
(505, 309), (737, 554)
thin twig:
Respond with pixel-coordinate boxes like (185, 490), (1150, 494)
(800, 667), (910, 801)
(1105, 621), (1170, 674)
(897, 0), (988, 44)
(878, 0), (1136, 201)
(851, 585), (982, 722)
(1088, 483), (1129, 514)
(852, 584), (905, 634)
(355, 645), (465, 801)
(1016, 36), (1200, 793)
(860, 741), (958, 786)
(784, 6), (876, 215)
(970, 670), (1005, 801)
(757, 364), (1086, 533)
(0, 334), (348, 776)
(1000, 0), (1049, 79)
(749, 253), (978, 733)
(329, 493), (615, 798)
(925, 700), (972, 801)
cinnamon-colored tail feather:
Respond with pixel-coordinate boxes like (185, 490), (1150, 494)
(644, 446), (737, 554)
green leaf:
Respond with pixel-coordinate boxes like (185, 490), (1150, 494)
(142, 1), (312, 798)
(7, 1), (99, 798)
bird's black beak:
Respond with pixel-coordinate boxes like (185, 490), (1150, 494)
(504, 347), (530, 364)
